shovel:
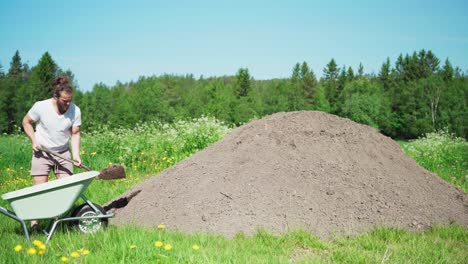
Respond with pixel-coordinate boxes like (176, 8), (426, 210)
(38, 146), (126, 180)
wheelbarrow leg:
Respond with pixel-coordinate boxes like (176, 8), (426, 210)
(20, 220), (31, 242)
(0, 206), (31, 242)
(46, 219), (60, 244)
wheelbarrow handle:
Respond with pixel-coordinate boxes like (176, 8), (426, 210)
(38, 146), (93, 171)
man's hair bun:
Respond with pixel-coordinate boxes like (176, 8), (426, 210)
(53, 76), (69, 87)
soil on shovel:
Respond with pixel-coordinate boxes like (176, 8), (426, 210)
(107, 111), (467, 238)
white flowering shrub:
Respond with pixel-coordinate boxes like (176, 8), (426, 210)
(81, 116), (231, 176)
(401, 130), (467, 191)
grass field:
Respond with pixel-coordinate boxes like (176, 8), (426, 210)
(0, 119), (466, 263)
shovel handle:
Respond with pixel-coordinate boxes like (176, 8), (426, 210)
(38, 146), (92, 171)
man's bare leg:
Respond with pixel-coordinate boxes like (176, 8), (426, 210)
(56, 173), (72, 179)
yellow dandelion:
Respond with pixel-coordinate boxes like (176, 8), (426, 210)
(14, 245), (23, 252)
(61, 256), (69, 262)
(91, 151), (97, 156)
(33, 240), (42, 247)
(164, 244), (172, 251)
(38, 250), (44, 256)
(109, 162), (113, 165)
(70, 251), (80, 258)
(81, 249), (90, 255)
(192, 244), (200, 251)
(130, 245), (137, 249)
(38, 244), (46, 250)
(27, 248), (37, 255)
(154, 241), (163, 247)
(157, 224), (165, 230)
(80, 150), (85, 155)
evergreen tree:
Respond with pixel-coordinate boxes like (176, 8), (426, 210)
(441, 58), (454, 82)
(337, 66), (347, 103)
(8, 50), (23, 78)
(299, 62), (309, 79)
(425, 50), (440, 74)
(234, 68), (251, 98)
(417, 49), (428, 78)
(291, 63), (300, 83)
(395, 54), (405, 81)
(396, 80), (433, 138)
(22, 63), (31, 80)
(4, 51), (27, 132)
(13, 52), (58, 126)
(32, 52), (58, 99)
(289, 63), (302, 109)
(288, 63), (306, 111)
(357, 63), (364, 78)
(300, 62), (317, 107)
(323, 58), (340, 110)
(347, 66), (355, 82)
(414, 49), (440, 79)
(408, 52), (419, 80)
(379, 58), (391, 91)
(323, 59), (339, 80)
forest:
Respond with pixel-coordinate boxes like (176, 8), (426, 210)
(0, 49), (466, 139)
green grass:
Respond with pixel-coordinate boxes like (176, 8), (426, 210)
(0, 119), (466, 263)
(1, 222), (466, 263)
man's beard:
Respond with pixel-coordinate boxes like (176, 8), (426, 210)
(58, 104), (68, 114)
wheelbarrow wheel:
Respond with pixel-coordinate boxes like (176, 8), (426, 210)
(70, 203), (108, 234)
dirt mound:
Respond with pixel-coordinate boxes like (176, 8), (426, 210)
(108, 111), (467, 238)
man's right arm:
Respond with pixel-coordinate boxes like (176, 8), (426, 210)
(22, 114), (39, 152)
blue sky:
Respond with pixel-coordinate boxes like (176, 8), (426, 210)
(1, 0), (467, 91)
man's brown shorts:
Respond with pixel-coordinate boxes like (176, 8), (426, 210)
(31, 149), (73, 176)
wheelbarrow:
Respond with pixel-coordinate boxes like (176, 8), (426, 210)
(0, 171), (113, 243)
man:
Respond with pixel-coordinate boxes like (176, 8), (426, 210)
(22, 76), (82, 229)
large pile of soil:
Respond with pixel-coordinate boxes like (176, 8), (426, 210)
(107, 111), (467, 238)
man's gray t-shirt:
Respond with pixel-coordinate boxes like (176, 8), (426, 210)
(28, 98), (81, 152)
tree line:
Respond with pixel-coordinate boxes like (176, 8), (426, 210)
(0, 50), (466, 139)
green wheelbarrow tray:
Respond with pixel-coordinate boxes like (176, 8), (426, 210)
(0, 171), (114, 243)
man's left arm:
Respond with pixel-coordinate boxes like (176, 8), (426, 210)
(71, 126), (82, 167)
